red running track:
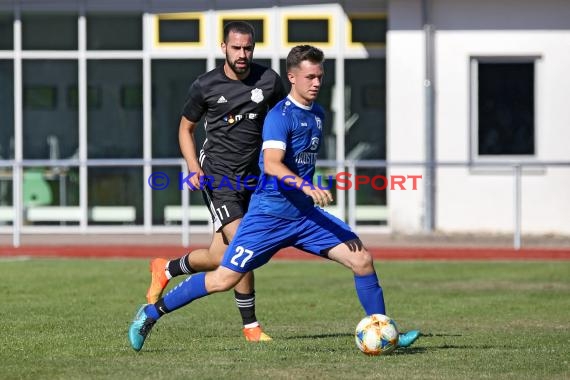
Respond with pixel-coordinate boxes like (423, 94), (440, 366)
(0, 245), (569, 260)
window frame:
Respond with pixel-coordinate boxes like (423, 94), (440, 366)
(347, 13), (387, 48)
(470, 56), (540, 162)
(282, 14), (333, 48)
(0, 12), (14, 50)
(86, 13), (143, 51)
(21, 12), (78, 51)
(154, 13), (204, 48)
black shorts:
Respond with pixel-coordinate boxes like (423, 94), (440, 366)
(202, 187), (253, 232)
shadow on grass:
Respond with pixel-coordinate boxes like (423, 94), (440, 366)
(392, 347), (428, 355)
(402, 332), (501, 351)
(420, 332), (463, 337)
(283, 332), (353, 340)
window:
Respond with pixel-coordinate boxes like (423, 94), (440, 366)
(349, 15), (387, 45)
(87, 14), (142, 50)
(0, 13), (13, 50)
(22, 13), (77, 50)
(87, 60), (142, 158)
(345, 59), (386, 160)
(473, 59), (536, 156)
(345, 59), (388, 223)
(23, 60), (78, 160)
(0, 60), (13, 160)
(151, 60), (207, 159)
(286, 18), (330, 44)
(159, 19), (199, 43)
(155, 14), (203, 46)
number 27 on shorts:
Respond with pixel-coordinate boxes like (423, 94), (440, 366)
(230, 246), (253, 268)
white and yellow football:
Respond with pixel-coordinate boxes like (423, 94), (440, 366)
(355, 314), (399, 355)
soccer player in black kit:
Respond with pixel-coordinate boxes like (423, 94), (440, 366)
(144, 21), (286, 341)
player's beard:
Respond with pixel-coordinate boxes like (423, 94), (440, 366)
(226, 54), (251, 75)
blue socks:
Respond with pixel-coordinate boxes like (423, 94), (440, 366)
(144, 272), (208, 320)
(354, 272), (386, 315)
(142, 271), (386, 321)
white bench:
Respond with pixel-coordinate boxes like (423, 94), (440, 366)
(24, 206), (136, 223)
(164, 205), (211, 224)
(90, 206), (136, 223)
(3, 205), (388, 224)
(356, 206), (388, 221)
(27, 206), (81, 222)
(0, 206), (14, 222)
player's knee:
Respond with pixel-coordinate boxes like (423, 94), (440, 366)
(207, 269), (241, 292)
(352, 250), (374, 275)
(209, 280), (232, 293)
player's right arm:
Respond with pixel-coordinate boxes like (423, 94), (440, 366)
(263, 147), (333, 207)
(178, 116), (203, 190)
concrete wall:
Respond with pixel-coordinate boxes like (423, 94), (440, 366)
(387, 0), (426, 233)
(388, 0), (570, 234)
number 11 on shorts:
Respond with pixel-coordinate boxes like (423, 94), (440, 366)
(230, 246), (253, 268)
(216, 205), (229, 220)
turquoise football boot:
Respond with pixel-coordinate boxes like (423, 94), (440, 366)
(128, 304), (156, 352)
(397, 330), (420, 348)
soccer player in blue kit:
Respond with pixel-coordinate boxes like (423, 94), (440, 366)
(129, 45), (420, 352)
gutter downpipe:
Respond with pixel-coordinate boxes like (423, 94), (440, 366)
(422, 0), (436, 232)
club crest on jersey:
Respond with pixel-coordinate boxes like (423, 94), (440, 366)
(251, 88), (264, 103)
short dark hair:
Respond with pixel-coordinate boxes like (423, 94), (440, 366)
(286, 45), (324, 71)
(223, 21), (255, 43)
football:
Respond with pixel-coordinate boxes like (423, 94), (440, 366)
(355, 314), (399, 355)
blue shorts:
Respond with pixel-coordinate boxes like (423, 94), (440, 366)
(220, 207), (358, 273)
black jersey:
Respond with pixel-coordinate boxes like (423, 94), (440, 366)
(182, 63), (286, 188)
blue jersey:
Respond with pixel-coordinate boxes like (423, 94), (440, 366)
(219, 96), (358, 273)
(250, 95), (325, 219)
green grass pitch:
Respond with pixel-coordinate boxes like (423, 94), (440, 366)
(0, 258), (568, 379)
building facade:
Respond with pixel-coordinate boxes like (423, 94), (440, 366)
(0, 0), (569, 246)
(388, 0), (570, 235)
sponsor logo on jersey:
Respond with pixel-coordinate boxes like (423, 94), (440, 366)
(217, 96), (227, 103)
(251, 88), (264, 103)
(224, 113), (258, 124)
(224, 114), (235, 124)
(295, 152), (318, 165)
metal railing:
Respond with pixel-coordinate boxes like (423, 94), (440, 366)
(1, 159), (569, 249)
(343, 160), (570, 250)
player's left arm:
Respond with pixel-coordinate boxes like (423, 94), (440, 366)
(263, 148), (333, 207)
